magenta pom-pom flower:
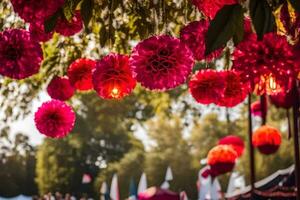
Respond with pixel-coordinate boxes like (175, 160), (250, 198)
(11, 0), (64, 23)
(251, 100), (267, 117)
(47, 76), (75, 101)
(233, 33), (297, 95)
(180, 20), (223, 61)
(269, 90), (295, 109)
(34, 100), (76, 138)
(189, 69), (225, 105)
(191, 0), (237, 19)
(130, 35), (194, 91)
(29, 22), (53, 42)
(0, 29), (43, 79)
(93, 53), (136, 99)
(217, 71), (249, 107)
(68, 58), (96, 91)
(55, 11), (83, 37)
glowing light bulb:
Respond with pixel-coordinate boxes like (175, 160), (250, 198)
(254, 74), (282, 95)
(268, 75), (277, 91)
(111, 87), (120, 98)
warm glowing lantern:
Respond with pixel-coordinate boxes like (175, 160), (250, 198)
(252, 125), (282, 155)
(218, 135), (245, 157)
(207, 145), (238, 177)
(254, 74), (284, 95)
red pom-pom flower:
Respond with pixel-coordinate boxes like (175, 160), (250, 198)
(218, 135), (245, 157)
(93, 53), (136, 99)
(55, 11), (83, 37)
(34, 100), (76, 138)
(29, 22), (53, 42)
(68, 58), (96, 91)
(269, 90), (295, 109)
(47, 76), (75, 101)
(252, 125), (282, 155)
(217, 70), (249, 107)
(180, 20), (223, 61)
(0, 29), (43, 79)
(233, 33), (297, 95)
(130, 35), (194, 91)
(189, 70), (225, 105)
(191, 0), (237, 19)
(207, 145), (238, 177)
(11, 0), (64, 23)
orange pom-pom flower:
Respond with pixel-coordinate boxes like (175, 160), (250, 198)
(252, 125), (282, 155)
(207, 145), (238, 177)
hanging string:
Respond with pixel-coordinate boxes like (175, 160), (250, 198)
(162, 0), (168, 34)
(108, 0), (114, 50)
(286, 109), (292, 139)
(184, 0), (188, 25)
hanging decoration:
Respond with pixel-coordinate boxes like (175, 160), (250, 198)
(130, 35), (194, 91)
(29, 22), (53, 42)
(67, 58), (96, 91)
(232, 33), (298, 95)
(189, 69), (225, 105)
(55, 11), (83, 37)
(252, 125), (282, 155)
(34, 100), (76, 138)
(10, 0), (64, 23)
(269, 90), (295, 109)
(0, 29), (43, 79)
(217, 70), (249, 107)
(207, 145), (238, 177)
(251, 100), (267, 117)
(191, 0), (237, 19)
(92, 53), (136, 99)
(218, 135), (245, 157)
(180, 20), (223, 61)
(47, 76), (75, 101)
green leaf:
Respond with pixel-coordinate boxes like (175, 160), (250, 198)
(44, 12), (60, 33)
(205, 4), (244, 55)
(250, 0), (275, 40)
(81, 0), (94, 27)
(289, 0), (300, 13)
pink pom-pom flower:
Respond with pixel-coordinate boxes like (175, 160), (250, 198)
(47, 76), (75, 101)
(130, 35), (194, 91)
(180, 20), (223, 61)
(11, 0), (64, 23)
(0, 29), (43, 79)
(93, 53), (136, 99)
(191, 0), (237, 19)
(55, 11), (83, 37)
(189, 69), (225, 105)
(34, 100), (76, 138)
(67, 58), (96, 91)
(218, 135), (245, 157)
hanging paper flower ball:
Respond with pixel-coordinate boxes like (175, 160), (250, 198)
(29, 22), (53, 42)
(269, 90), (295, 109)
(189, 70), (225, 105)
(55, 11), (83, 37)
(180, 20), (223, 61)
(207, 145), (238, 177)
(93, 53), (136, 99)
(47, 76), (75, 101)
(251, 100), (267, 117)
(130, 35), (194, 91)
(67, 58), (96, 91)
(34, 100), (76, 138)
(253, 125), (282, 155)
(218, 135), (245, 157)
(191, 0), (237, 19)
(0, 29), (43, 79)
(232, 33), (297, 95)
(10, 0), (64, 23)
(217, 70), (249, 107)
